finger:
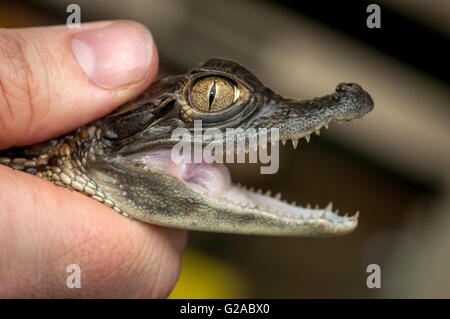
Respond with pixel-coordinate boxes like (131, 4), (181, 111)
(0, 165), (187, 297)
(0, 20), (158, 149)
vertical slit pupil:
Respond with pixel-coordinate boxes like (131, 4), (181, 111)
(208, 81), (216, 110)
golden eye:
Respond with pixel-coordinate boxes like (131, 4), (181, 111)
(190, 76), (239, 112)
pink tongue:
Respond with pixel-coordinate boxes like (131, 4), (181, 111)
(179, 162), (231, 193)
(129, 148), (232, 194)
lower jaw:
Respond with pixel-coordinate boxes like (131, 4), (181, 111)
(126, 147), (358, 225)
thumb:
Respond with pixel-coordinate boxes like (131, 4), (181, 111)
(0, 20), (158, 149)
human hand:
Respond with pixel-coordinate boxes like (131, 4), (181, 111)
(0, 21), (187, 298)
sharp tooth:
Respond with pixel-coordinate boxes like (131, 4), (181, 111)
(291, 201), (297, 206)
(275, 192), (282, 200)
(324, 123), (329, 129)
(305, 135), (310, 143)
(326, 201), (333, 211)
(315, 204), (319, 209)
(306, 203), (311, 209)
(265, 190), (272, 196)
(236, 182), (242, 188)
(352, 211), (360, 220)
(292, 139), (299, 149)
(281, 139), (287, 146)
(315, 129), (320, 136)
(257, 188), (263, 194)
(249, 186), (255, 192)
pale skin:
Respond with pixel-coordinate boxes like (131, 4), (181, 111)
(0, 21), (187, 298)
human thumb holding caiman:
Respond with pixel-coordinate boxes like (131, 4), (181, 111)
(0, 21), (187, 298)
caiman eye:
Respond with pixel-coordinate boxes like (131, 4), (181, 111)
(190, 76), (239, 112)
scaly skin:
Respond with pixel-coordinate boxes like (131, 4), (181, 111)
(0, 59), (373, 236)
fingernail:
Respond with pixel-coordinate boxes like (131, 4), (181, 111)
(71, 22), (153, 89)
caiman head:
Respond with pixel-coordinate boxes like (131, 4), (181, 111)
(87, 58), (373, 236)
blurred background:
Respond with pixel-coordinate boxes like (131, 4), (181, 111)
(1, 0), (449, 298)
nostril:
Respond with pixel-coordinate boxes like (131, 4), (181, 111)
(336, 83), (349, 92)
(336, 82), (362, 92)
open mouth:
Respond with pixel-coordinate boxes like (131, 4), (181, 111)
(128, 123), (359, 234)
(110, 80), (374, 235)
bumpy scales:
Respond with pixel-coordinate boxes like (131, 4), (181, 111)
(0, 59), (374, 236)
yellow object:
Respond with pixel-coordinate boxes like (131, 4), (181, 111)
(169, 247), (249, 298)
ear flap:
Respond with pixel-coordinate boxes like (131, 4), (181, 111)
(102, 76), (182, 140)
(102, 103), (157, 140)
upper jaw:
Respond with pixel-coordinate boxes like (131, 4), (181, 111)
(111, 82), (374, 154)
(235, 82), (374, 143)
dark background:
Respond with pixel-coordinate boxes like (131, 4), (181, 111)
(1, 0), (449, 298)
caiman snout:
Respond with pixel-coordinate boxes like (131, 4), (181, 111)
(335, 82), (374, 118)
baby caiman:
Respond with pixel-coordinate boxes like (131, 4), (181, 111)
(0, 59), (374, 236)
